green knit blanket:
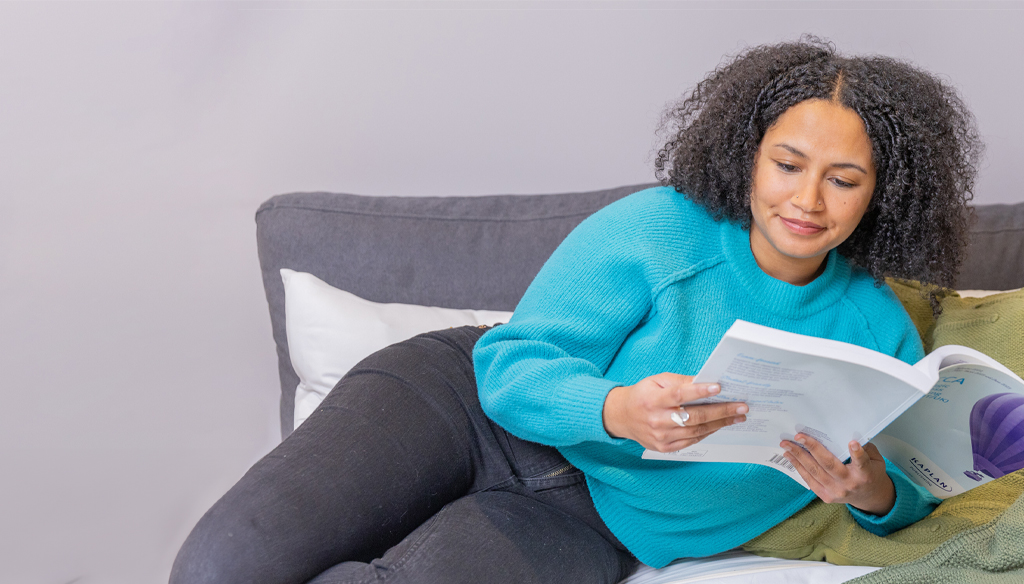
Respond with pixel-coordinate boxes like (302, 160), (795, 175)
(742, 471), (1024, 581)
(851, 486), (1024, 583)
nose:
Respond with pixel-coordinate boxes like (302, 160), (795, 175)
(790, 180), (823, 213)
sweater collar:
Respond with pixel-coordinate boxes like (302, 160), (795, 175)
(720, 219), (851, 319)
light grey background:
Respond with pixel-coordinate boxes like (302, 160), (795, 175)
(1, 1), (1022, 582)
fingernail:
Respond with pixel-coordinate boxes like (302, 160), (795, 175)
(736, 405), (748, 414)
(707, 384), (720, 394)
(851, 442), (860, 452)
(796, 437), (806, 444)
(734, 415), (746, 424)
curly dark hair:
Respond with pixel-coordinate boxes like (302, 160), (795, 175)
(654, 37), (983, 291)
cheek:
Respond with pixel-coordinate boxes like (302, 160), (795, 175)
(751, 176), (786, 209)
(749, 189), (762, 212)
(839, 196), (873, 232)
(750, 190), (775, 219)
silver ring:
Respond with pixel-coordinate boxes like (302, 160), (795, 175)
(671, 408), (690, 427)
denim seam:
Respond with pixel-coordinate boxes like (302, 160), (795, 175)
(335, 512), (444, 584)
(478, 475), (518, 492)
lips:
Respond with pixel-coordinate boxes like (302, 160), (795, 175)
(779, 216), (826, 235)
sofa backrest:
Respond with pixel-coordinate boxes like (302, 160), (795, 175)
(959, 202), (1024, 291)
(256, 184), (646, 435)
(256, 185), (1024, 436)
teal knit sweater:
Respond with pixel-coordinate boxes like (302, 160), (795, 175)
(473, 187), (940, 568)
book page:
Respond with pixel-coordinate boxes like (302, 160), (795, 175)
(642, 321), (932, 488)
(913, 344), (1019, 378)
(875, 364), (1024, 498)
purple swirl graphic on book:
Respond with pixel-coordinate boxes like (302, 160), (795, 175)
(969, 393), (1024, 479)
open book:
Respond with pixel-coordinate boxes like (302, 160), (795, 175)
(642, 320), (1024, 498)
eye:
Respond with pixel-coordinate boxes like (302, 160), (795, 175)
(830, 177), (856, 189)
(776, 162), (799, 173)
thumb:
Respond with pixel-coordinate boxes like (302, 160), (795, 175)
(848, 441), (872, 469)
(862, 442), (885, 462)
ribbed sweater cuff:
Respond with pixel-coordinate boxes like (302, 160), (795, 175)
(848, 458), (939, 536)
(555, 375), (628, 445)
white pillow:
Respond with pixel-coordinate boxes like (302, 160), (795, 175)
(281, 269), (513, 429)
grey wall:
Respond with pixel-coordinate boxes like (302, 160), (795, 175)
(1, 1), (1022, 582)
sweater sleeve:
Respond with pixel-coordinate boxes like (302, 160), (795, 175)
(473, 198), (660, 447)
(848, 458), (941, 536)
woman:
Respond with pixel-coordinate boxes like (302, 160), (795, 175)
(171, 38), (981, 584)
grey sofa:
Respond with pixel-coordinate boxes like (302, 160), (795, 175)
(256, 184), (1024, 438)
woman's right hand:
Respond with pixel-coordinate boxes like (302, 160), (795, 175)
(602, 373), (748, 452)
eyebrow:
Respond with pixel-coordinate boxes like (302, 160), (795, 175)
(773, 143), (869, 175)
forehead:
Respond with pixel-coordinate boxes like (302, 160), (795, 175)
(763, 99), (872, 162)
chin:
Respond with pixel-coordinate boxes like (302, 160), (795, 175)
(771, 237), (832, 261)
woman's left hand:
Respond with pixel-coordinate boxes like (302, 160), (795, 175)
(781, 435), (896, 516)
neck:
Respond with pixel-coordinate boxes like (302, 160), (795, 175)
(748, 229), (827, 286)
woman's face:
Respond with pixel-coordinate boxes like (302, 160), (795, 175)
(748, 99), (876, 285)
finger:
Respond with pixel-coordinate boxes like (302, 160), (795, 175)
(783, 448), (832, 499)
(664, 415), (746, 450)
(646, 372), (694, 391)
(642, 413), (730, 452)
(782, 438), (840, 488)
(664, 379), (721, 407)
(862, 442), (886, 463)
(793, 434), (844, 478)
(662, 436), (702, 452)
(847, 440), (871, 470)
(677, 402), (748, 427)
(663, 416), (735, 447)
(680, 413), (747, 438)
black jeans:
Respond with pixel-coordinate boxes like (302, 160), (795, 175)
(170, 325), (638, 584)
